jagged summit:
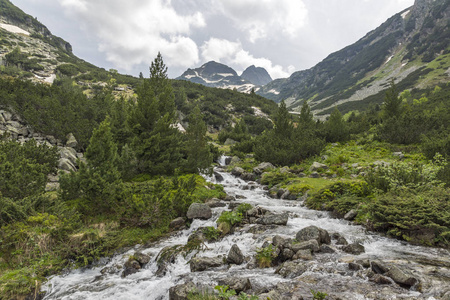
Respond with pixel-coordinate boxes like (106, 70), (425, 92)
(241, 65), (272, 86)
(177, 61), (272, 93)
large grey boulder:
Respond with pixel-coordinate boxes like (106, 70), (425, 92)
(227, 244), (244, 265)
(214, 172), (224, 182)
(169, 217), (185, 230)
(169, 282), (198, 300)
(60, 147), (78, 165)
(133, 252), (151, 265)
(217, 277), (251, 294)
(253, 162), (274, 174)
(290, 240), (319, 253)
(296, 225), (331, 245)
(190, 256), (224, 272)
(275, 260), (308, 278)
(58, 158), (76, 172)
(256, 213), (288, 226)
(309, 162), (328, 172)
(241, 172), (256, 181)
(386, 265), (418, 287)
(1, 111), (12, 122)
(343, 243), (365, 255)
(206, 198), (226, 208)
(344, 209), (358, 221)
(186, 203), (212, 220)
(66, 133), (78, 148)
(231, 167), (244, 177)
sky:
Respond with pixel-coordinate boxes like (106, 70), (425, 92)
(10, 0), (415, 79)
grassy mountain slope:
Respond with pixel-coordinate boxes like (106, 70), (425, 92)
(258, 0), (450, 116)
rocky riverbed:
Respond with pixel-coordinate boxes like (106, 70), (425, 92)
(41, 164), (450, 300)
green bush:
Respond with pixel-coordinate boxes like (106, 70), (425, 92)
(56, 64), (80, 77)
(217, 211), (243, 226)
(256, 244), (275, 268)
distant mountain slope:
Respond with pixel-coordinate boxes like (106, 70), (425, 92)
(0, 0), (278, 134)
(177, 61), (272, 93)
(241, 65), (272, 86)
(258, 0), (450, 115)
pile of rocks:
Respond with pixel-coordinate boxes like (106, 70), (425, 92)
(0, 109), (85, 191)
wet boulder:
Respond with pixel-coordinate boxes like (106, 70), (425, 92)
(121, 258), (141, 278)
(371, 260), (390, 274)
(256, 213), (288, 226)
(296, 225), (331, 245)
(275, 260), (308, 278)
(292, 249), (313, 260)
(227, 244), (244, 265)
(370, 274), (392, 285)
(190, 256), (224, 272)
(133, 252), (151, 265)
(344, 209), (358, 221)
(186, 203), (212, 220)
(386, 265), (418, 288)
(336, 236), (349, 246)
(290, 240), (319, 253)
(241, 172), (257, 181)
(231, 166), (244, 177)
(187, 228), (207, 243)
(320, 244), (336, 253)
(224, 195), (235, 201)
(280, 248), (295, 261)
(169, 282), (198, 300)
(121, 267), (139, 278)
(169, 217), (185, 230)
(155, 245), (181, 277)
(206, 198), (226, 208)
(343, 243), (365, 255)
(214, 172), (224, 182)
(217, 278), (251, 294)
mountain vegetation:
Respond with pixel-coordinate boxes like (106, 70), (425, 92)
(0, 0), (449, 298)
(258, 0), (450, 116)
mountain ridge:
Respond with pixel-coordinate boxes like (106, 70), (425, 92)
(257, 0), (450, 115)
(176, 61), (272, 93)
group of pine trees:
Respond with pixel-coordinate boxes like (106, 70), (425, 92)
(59, 53), (216, 213)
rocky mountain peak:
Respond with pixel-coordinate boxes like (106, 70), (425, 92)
(241, 65), (272, 86)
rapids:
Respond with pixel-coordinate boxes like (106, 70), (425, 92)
(41, 163), (450, 299)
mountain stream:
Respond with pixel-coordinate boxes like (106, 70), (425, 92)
(42, 161), (450, 299)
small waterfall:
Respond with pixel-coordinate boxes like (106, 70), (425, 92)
(41, 167), (450, 300)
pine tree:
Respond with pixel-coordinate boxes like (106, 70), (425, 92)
(184, 106), (213, 174)
(129, 53), (182, 175)
(60, 117), (122, 213)
(324, 107), (349, 143)
(298, 100), (314, 129)
(383, 80), (402, 119)
(274, 100), (293, 138)
(150, 52), (176, 119)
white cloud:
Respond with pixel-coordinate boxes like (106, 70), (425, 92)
(58, 0), (205, 71)
(200, 38), (290, 79)
(218, 0), (308, 42)
(200, 38), (241, 62)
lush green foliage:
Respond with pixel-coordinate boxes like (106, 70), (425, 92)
(256, 244), (275, 268)
(254, 101), (325, 165)
(311, 289), (328, 300)
(0, 139), (58, 224)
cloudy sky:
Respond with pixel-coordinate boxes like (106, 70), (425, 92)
(11, 0), (414, 79)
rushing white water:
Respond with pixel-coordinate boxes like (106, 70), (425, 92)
(42, 162), (450, 300)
